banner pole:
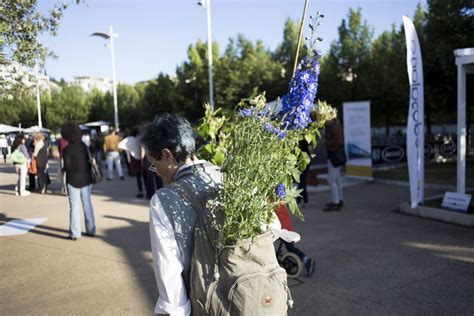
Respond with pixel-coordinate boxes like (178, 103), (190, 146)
(292, 0), (309, 78)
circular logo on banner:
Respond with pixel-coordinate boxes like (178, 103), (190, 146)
(381, 146), (405, 163)
(440, 141), (456, 156)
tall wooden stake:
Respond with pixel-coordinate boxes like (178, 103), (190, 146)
(292, 0), (309, 78)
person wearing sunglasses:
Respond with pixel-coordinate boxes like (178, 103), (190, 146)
(141, 113), (221, 316)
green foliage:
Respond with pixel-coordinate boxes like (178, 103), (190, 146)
(143, 73), (178, 119)
(318, 7), (373, 109)
(424, 0), (474, 122)
(117, 83), (142, 128)
(4, 3), (471, 131)
(0, 0), (68, 66)
(43, 85), (89, 127)
(198, 96), (336, 245)
(0, 95), (37, 126)
(369, 25), (408, 131)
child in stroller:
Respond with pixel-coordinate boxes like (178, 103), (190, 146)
(273, 203), (315, 278)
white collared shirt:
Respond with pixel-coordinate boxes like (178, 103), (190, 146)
(149, 160), (207, 316)
(149, 196), (191, 316)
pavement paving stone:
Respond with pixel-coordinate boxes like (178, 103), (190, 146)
(1, 161), (473, 315)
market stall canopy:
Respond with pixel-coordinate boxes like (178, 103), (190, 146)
(0, 124), (21, 133)
(83, 121), (110, 127)
(23, 126), (52, 133)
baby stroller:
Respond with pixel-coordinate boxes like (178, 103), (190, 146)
(275, 238), (304, 278)
(273, 203), (313, 279)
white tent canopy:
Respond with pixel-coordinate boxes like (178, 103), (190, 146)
(23, 126), (51, 133)
(83, 121), (110, 127)
(454, 47), (474, 194)
(0, 124), (21, 134)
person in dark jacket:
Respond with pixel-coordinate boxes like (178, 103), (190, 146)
(324, 118), (345, 212)
(61, 123), (96, 240)
(297, 140), (312, 207)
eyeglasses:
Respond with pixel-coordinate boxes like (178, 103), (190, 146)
(148, 158), (157, 173)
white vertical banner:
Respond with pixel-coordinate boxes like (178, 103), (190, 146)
(343, 101), (373, 179)
(403, 16), (424, 208)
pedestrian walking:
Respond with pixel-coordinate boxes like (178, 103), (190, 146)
(141, 113), (221, 315)
(0, 134), (8, 163)
(103, 127), (124, 180)
(297, 139), (312, 207)
(90, 132), (104, 168)
(11, 134), (31, 196)
(324, 118), (346, 212)
(118, 128), (145, 198)
(58, 133), (69, 195)
(81, 131), (91, 148)
(61, 123), (96, 241)
(143, 158), (163, 200)
(26, 137), (36, 191)
(33, 132), (49, 194)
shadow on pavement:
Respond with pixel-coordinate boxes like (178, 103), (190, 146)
(101, 214), (157, 311)
(0, 213), (70, 239)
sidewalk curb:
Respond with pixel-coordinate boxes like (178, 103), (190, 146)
(399, 202), (474, 227)
(373, 178), (474, 192)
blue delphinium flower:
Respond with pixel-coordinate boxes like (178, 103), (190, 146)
(240, 108), (252, 117)
(273, 127), (286, 140)
(279, 57), (320, 130)
(263, 123), (274, 133)
(276, 183), (286, 199)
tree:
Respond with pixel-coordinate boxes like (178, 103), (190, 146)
(369, 25), (408, 134)
(116, 83), (142, 129)
(215, 35), (282, 108)
(0, 0), (69, 66)
(87, 89), (109, 123)
(424, 0), (474, 123)
(175, 40), (217, 122)
(43, 85), (89, 128)
(318, 8), (374, 113)
(142, 73), (178, 120)
(273, 18), (300, 96)
(1, 1), (78, 100)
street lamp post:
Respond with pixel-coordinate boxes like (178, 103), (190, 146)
(35, 59), (43, 128)
(91, 26), (120, 131)
(198, 0), (215, 110)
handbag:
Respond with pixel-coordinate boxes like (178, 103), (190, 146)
(10, 149), (27, 164)
(29, 156), (38, 174)
(327, 146), (347, 167)
(86, 147), (103, 184)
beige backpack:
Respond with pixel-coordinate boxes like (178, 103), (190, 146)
(171, 181), (293, 316)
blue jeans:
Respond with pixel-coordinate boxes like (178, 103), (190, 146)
(106, 151), (123, 179)
(67, 184), (96, 238)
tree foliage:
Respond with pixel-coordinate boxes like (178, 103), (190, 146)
(2, 3), (471, 132)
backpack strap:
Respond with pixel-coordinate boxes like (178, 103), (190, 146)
(170, 181), (221, 263)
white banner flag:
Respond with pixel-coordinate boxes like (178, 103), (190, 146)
(403, 16), (424, 208)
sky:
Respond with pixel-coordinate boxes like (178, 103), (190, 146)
(38, 0), (426, 84)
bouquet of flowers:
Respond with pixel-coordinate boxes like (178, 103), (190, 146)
(198, 12), (337, 246)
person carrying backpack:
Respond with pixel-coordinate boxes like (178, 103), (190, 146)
(141, 113), (222, 316)
(143, 113), (293, 316)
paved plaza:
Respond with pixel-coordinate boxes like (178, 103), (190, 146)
(1, 160), (473, 315)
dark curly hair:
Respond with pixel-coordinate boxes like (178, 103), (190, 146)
(141, 113), (195, 162)
(12, 134), (25, 152)
(61, 123), (82, 144)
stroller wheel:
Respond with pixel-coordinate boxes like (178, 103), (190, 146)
(281, 252), (303, 278)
